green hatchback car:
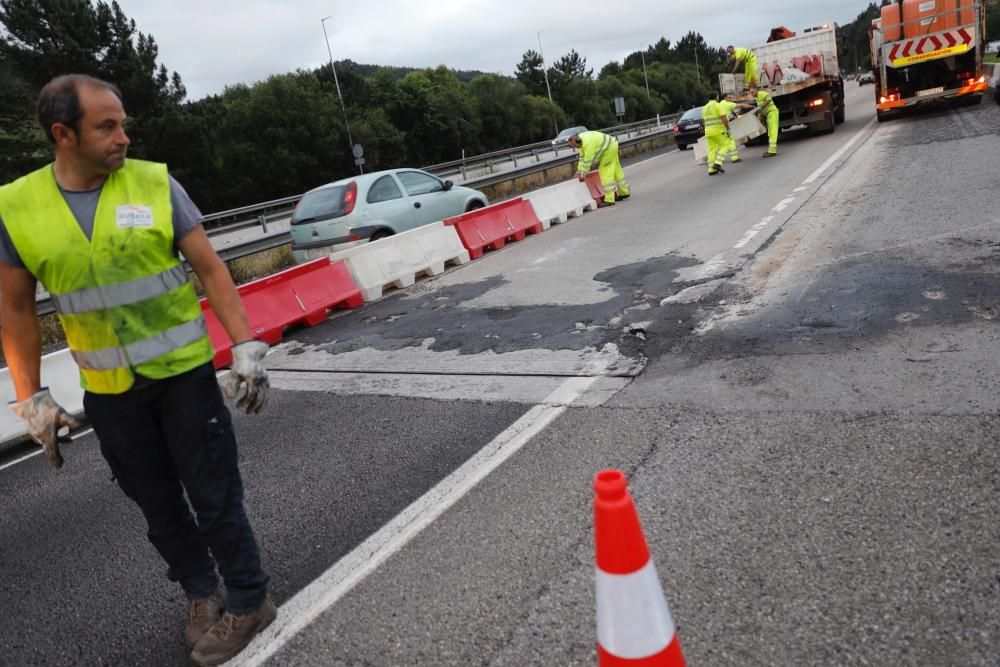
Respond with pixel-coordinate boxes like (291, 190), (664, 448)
(290, 168), (488, 263)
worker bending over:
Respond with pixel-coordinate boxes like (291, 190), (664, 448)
(719, 94), (755, 163)
(568, 130), (630, 207)
(701, 91), (731, 176)
(727, 46), (759, 90)
(757, 89), (780, 158)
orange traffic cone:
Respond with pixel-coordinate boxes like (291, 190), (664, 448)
(593, 469), (686, 666)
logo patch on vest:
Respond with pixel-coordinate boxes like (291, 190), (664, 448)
(116, 205), (153, 229)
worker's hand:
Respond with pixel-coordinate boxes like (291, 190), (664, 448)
(9, 388), (85, 468)
(576, 173), (585, 182)
(225, 340), (270, 414)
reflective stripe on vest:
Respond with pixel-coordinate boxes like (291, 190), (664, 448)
(51, 264), (189, 315)
(72, 316), (209, 370)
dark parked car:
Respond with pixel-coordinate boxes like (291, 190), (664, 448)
(858, 71), (875, 85)
(672, 107), (703, 150)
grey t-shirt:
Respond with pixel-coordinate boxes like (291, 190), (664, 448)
(0, 174), (204, 268)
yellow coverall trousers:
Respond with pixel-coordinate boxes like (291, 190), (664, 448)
(705, 128), (728, 173)
(597, 141), (629, 203)
(744, 55), (759, 88)
(763, 104), (779, 155)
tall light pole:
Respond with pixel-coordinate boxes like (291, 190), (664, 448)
(694, 47), (702, 84)
(321, 16), (361, 173)
(537, 31), (559, 135)
(640, 48), (650, 98)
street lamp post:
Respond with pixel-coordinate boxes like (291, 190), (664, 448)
(321, 16), (362, 174)
(640, 49), (650, 98)
(537, 31), (559, 135)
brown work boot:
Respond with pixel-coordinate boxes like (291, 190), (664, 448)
(191, 596), (276, 666)
(184, 588), (225, 647)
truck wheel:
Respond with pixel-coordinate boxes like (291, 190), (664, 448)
(809, 111), (835, 135)
(876, 108), (890, 123)
(834, 104), (846, 124)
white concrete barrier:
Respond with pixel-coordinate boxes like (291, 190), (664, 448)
(0, 347), (84, 444)
(394, 221), (470, 277)
(330, 222), (469, 301)
(525, 180), (597, 228)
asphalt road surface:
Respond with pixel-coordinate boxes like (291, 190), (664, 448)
(2, 83), (998, 666)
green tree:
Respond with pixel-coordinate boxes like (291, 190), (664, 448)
(515, 49), (547, 97)
(986, 0), (999, 41)
(389, 66), (479, 165)
(0, 0), (186, 115)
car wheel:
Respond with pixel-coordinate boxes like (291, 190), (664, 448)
(834, 104), (846, 124)
(370, 230), (393, 242)
(676, 143), (686, 151)
(465, 200), (485, 212)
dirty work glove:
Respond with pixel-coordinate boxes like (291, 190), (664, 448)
(225, 340), (270, 414)
(9, 388), (85, 468)
(576, 173), (586, 182)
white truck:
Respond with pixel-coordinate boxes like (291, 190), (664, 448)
(722, 24), (846, 135)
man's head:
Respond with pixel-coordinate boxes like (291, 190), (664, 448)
(38, 74), (130, 176)
(726, 46), (735, 56)
(567, 134), (582, 149)
(708, 90), (720, 102)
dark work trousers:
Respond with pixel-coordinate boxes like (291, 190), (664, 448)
(84, 362), (269, 613)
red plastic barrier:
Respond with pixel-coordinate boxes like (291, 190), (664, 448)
(444, 198), (543, 259)
(584, 171), (606, 204)
(200, 257), (363, 368)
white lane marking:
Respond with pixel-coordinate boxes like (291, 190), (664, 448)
(793, 186), (807, 193)
(232, 375), (599, 667)
(0, 428), (95, 472)
(803, 116), (878, 185)
(772, 197), (796, 213)
(733, 217), (775, 249)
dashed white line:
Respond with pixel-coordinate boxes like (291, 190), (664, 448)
(231, 375), (599, 667)
(772, 197), (796, 213)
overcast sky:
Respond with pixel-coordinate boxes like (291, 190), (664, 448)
(114, 0), (869, 100)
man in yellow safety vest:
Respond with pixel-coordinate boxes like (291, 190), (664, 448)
(568, 130), (630, 207)
(718, 94), (755, 164)
(727, 46), (759, 90)
(757, 89), (780, 158)
(701, 91), (731, 176)
(0, 74), (274, 666)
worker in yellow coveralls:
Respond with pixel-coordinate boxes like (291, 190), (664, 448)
(568, 131), (630, 207)
(718, 94), (755, 164)
(701, 91), (731, 176)
(757, 89), (779, 158)
(727, 46), (759, 89)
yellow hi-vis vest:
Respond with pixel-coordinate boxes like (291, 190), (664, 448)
(733, 47), (755, 64)
(575, 131), (615, 177)
(702, 100), (727, 135)
(0, 159), (214, 394)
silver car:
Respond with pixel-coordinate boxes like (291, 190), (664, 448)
(290, 169), (488, 263)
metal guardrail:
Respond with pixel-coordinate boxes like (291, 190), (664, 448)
(423, 115), (680, 181)
(32, 117), (678, 315)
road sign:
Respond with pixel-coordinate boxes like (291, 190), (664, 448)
(613, 97), (626, 116)
(352, 143), (364, 158)
(354, 157), (366, 166)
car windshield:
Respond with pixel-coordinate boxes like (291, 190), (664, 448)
(293, 185), (348, 223)
(680, 108), (702, 121)
(555, 126), (586, 141)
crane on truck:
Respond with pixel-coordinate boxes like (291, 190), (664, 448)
(869, 0), (989, 122)
(721, 24), (846, 138)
